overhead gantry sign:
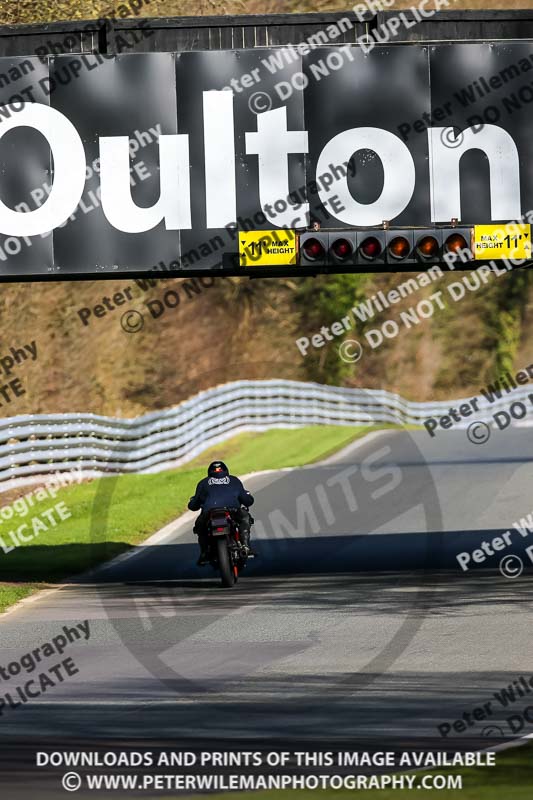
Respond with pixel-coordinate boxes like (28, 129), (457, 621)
(0, 36), (532, 280)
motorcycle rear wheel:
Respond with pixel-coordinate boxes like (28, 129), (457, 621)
(217, 537), (236, 588)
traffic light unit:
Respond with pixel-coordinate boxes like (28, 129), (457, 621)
(299, 229), (472, 267)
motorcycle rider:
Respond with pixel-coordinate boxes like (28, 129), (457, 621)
(188, 461), (255, 566)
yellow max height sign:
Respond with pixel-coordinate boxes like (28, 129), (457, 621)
(240, 230), (298, 267)
(474, 224), (532, 260)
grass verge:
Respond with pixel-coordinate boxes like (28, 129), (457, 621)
(0, 424), (392, 613)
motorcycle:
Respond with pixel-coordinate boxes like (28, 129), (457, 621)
(205, 507), (253, 587)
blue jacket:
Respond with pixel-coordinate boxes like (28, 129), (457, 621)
(188, 474), (254, 513)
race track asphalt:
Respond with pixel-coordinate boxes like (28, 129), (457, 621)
(1, 428), (533, 795)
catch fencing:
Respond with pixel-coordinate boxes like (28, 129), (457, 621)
(0, 379), (529, 486)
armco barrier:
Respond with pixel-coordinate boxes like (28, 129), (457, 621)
(0, 379), (530, 486)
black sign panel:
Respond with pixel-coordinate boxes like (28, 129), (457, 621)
(51, 54), (180, 273)
(304, 46), (430, 229)
(0, 44), (530, 279)
(429, 43), (533, 225)
(176, 49), (305, 271)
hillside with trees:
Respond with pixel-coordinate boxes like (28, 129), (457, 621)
(0, 0), (532, 417)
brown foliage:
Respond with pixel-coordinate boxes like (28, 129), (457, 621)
(0, 0), (531, 414)
(5, 0), (533, 26)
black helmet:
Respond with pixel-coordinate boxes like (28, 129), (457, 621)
(208, 461), (229, 477)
